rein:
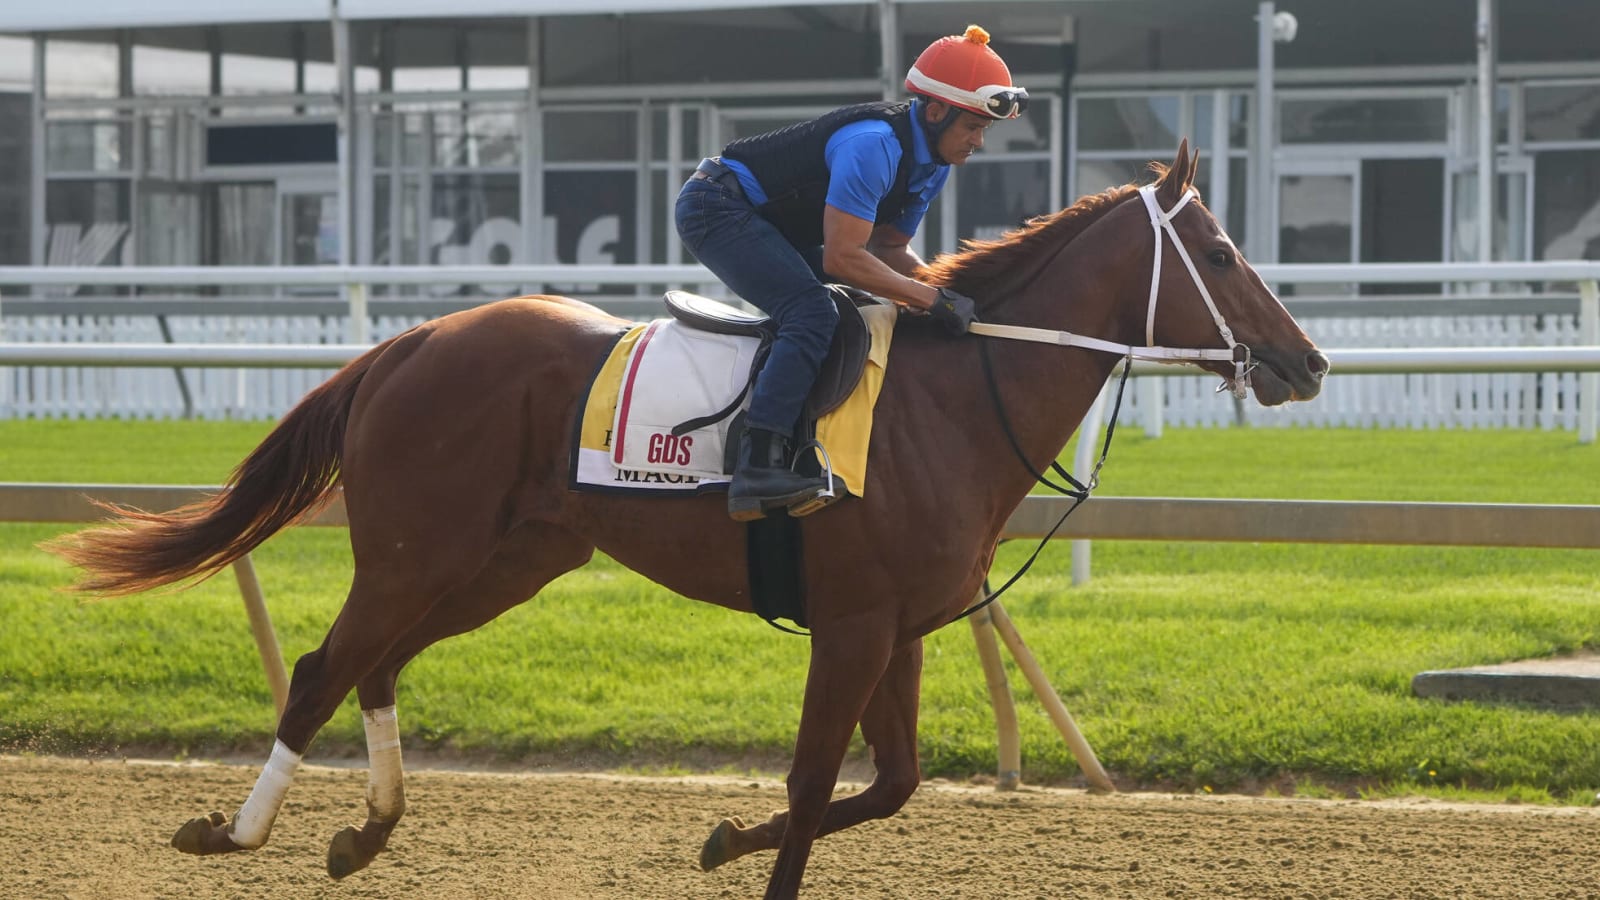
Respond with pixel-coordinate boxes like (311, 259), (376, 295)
(950, 184), (1248, 624)
(948, 348), (1132, 624)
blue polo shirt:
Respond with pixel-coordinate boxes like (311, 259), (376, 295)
(723, 99), (948, 237)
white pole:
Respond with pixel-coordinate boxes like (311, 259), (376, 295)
(347, 281), (370, 344)
(1254, 3), (1276, 263)
(1141, 377), (1164, 438)
(1475, 0), (1497, 265)
(29, 36), (45, 270)
(878, 0), (899, 102)
(525, 17), (545, 270)
(332, 5), (358, 340)
(1070, 382), (1108, 586)
(1580, 280), (1598, 445)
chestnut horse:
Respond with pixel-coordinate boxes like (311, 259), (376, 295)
(50, 142), (1326, 899)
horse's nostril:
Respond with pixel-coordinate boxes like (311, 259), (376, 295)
(1306, 350), (1330, 380)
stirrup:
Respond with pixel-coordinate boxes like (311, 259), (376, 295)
(786, 440), (840, 518)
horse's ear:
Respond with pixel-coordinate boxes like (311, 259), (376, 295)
(1158, 138), (1192, 205)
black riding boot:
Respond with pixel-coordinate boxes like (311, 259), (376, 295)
(727, 426), (827, 522)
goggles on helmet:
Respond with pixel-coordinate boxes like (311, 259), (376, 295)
(906, 65), (1029, 120)
(975, 84), (1029, 119)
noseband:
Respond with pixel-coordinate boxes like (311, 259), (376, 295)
(969, 184), (1255, 397)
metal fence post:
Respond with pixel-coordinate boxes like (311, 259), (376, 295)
(1140, 376), (1164, 438)
(1070, 383), (1108, 586)
(1580, 279), (1597, 445)
(347, 281), (370, 344)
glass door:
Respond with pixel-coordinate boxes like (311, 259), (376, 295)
(279, 179), (341, 267)
(1360, 157), (1445, 294)
(1450, 155), (1531, 264)
(1275, 161), (1357, 295)
(208, 182), (275, 277)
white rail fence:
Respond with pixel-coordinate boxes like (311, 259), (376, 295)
(1, 262), (1597, 436)
(9, 483), (1595, 792)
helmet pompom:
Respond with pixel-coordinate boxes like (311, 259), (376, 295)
(963, 25), (991, 46)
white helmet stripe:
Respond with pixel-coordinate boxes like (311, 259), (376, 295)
(905, 66), (1025, 119)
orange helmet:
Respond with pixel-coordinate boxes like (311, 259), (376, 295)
(905, 25), (1028, 120)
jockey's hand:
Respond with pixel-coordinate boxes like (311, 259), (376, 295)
(928, 287), (979, 336)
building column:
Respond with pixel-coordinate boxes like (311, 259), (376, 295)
(523, 17), (544, 268)
(1475, 0), (1497, 262)
(1253, 2), (1276, 262)
(29, 35), (45, 270)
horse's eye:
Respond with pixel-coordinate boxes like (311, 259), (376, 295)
(1207, 248), (1233, 268)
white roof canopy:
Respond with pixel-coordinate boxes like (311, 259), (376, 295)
(339, 0), (864, 17)
(1, 0), (1023, 32)
(0, 2), (332, 31)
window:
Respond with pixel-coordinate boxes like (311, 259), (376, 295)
(47, 119), (131, 174)
(1280, 96), (1448, 144)
(1077, 95), (1180, 152)
(545, 110), (639, 163)
(1074, 90), (1249, 251)
(132, 42), (211, 97)
(45, 40), (118, 99)
(1525, 83), (1600, 143)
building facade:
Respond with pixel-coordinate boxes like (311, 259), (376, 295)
(0, 1), (1595, 426)
(0, 0), (1594, 292)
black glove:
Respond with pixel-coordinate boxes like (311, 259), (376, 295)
(927, 287), (979, 336)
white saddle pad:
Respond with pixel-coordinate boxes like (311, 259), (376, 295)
(611, 318), (761, 480)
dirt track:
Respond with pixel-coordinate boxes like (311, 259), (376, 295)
(3, 755), (1598, 899)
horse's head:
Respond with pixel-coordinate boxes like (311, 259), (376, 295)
(1139, 140), (1328, 406)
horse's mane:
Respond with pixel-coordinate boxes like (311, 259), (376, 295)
(917, 163), (1190, 299)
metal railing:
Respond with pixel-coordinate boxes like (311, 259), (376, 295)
(7, 481), (1595, 792)
(1, 261), (1596, 439)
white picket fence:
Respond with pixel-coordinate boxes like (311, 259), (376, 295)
(1, 313), (411, 420)
(1, 262), (1596, 428)
(1143, 312), (1589, 430)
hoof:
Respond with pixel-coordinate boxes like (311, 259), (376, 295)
(171, 812), (244, 856)
(327, 825), (377, 879)
(698, 816), (746, 872)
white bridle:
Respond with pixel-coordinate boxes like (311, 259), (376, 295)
(968, 184), (1254, 398)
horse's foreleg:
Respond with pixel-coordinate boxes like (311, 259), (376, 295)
(759, 622), (896, 900)
(701, 639), (923, 873)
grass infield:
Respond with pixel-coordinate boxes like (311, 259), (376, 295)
(2, 418), (1597, 803)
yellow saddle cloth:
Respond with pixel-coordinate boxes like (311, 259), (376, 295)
(570, 303), (896, 497)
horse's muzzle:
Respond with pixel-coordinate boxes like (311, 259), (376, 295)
(1248, 347), (1329, 406)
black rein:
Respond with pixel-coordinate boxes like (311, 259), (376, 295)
(948, 339), (1133, 624)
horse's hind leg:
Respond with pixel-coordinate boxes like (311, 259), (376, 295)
(701, 638), (923, 872)
(169, 571), (439, 857)
(170, 517), (520, 857)
(325, 522), (595, 879)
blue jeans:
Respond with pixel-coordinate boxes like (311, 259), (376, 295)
(675, 160), (839, 436)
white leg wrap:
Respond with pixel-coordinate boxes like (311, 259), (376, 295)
(230, 739), (302, 849)
(363, 706), (405, 821)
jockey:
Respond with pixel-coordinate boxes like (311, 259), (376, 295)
(675, 24), (1028, 522)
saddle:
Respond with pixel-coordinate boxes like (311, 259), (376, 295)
(663, 286), (875, 423)
(663, 286), (878, 633)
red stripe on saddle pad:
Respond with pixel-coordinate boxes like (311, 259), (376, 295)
(612, 319), (662, 464)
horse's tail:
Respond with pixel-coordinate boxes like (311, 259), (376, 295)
(45, 337), (400, 596)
